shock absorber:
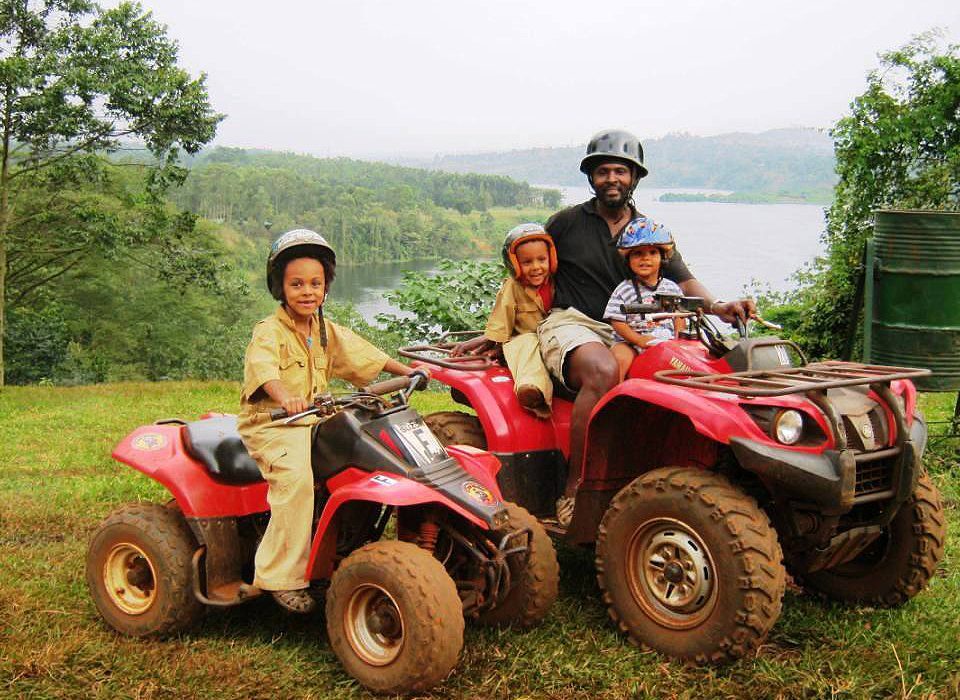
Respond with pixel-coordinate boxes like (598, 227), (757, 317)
(417, 519), (440, 553)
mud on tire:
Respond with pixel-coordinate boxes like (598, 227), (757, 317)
(86, 501), (203, 637)
(424, 411), (487, 449)
(801, 471), (946, 606)
(326, 540), (464, 694)
(475, 502), (559, 629)
(596, 467), (785, 662)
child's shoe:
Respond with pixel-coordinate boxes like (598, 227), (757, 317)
(272, 588), (317, 613)
(516, 384), (551, 419)
(555, 495), (575, 528)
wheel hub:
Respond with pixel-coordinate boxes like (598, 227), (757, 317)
(344, 584), (404, 666)
(103, 543), (157, 615)
(627, 518), (717, 629)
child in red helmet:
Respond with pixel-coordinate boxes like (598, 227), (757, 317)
(480, 223), (557, 418)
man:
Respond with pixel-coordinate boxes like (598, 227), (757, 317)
(455, 128), (753, 526)
(541, 128), (754, 525)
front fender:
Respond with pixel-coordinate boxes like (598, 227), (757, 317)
(307, 467), (508, 579)
(589, 378), (767, 445)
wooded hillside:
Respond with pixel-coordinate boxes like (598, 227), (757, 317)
(404, 127), (835, 195)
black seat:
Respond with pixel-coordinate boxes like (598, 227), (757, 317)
(182, 415), (264, 485)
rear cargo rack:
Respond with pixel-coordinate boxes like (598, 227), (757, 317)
(654, 361), (930, 397)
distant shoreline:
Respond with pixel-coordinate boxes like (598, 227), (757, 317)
(658, 191), (830, 205)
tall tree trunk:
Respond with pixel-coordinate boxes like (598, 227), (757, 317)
(1, 93), (12, 389)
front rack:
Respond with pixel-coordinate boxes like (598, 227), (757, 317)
(654, 361), (931, 397)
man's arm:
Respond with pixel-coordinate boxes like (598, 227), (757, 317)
(678, 278), (755, 324)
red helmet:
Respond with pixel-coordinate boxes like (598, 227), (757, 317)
(501, 223), (557, 280)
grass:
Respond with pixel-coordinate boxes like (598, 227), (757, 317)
(1, 382), (958, 699)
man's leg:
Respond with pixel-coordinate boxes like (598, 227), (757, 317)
(563, 342), (619, 498)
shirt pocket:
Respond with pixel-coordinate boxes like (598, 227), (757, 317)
(312, 354), (328, 393)
(278, 346), (308, 390)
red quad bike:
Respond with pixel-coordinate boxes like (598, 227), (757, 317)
(86, 373), (559, 695)
(404, 294), (947, 663)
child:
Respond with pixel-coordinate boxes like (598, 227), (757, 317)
(474, 223), (557, 418)
(238, 228), (422, 614)
(604, 217), (685, 380)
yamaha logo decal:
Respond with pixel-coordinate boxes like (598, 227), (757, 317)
(462, 480), (497, 507)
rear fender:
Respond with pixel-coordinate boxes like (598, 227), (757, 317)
(308, 467), (502, 579)
(413, 363), (561, 453)
(112, 424), (268, 518)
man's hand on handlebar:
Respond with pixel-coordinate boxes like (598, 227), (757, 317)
(711, 298), (756, 325)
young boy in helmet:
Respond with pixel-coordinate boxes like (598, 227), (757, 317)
(238, 228), (422, 614)
(603, 216), (685, 381)
(465, 223), (557, 418)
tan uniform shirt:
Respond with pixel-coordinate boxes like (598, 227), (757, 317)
(484, 277), (548, 343)
(237, 306), (390, 590)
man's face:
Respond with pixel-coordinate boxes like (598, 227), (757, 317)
(590, 160), (634, 209)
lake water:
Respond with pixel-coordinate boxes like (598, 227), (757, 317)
(333, 185), (827, 321)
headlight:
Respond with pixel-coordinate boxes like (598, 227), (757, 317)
(774, 410), (804, 445)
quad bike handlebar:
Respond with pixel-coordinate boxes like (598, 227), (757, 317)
(398, 331), (497, 371)
(270, 370), (430, 422)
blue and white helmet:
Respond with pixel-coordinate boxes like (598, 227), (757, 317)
(617, 217), (674, 260)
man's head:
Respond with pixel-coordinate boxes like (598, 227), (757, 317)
(580, 129), (648, 209)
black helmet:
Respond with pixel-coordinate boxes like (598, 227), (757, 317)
(266, 228), (336, 301)
(580, 129), (648, 179)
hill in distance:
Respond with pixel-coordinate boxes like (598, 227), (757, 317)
(397, 127), (836, 201)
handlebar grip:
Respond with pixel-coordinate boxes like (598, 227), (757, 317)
(621, 302), (659, 314)
(269, 408), (288, 420)
(363, 376), (411, 395)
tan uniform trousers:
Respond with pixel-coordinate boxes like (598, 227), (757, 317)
(503, 331), (553, 407)
(247, 424), (314, 591)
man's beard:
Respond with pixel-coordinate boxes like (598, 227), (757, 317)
(597, 184), (631, 209)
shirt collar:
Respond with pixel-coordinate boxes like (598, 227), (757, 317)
(583, 197), (639, 223)
(275, 305), (319, 337)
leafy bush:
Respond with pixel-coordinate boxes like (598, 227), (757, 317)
(377, 260), (504, 342)
(765, 33), (960, 359)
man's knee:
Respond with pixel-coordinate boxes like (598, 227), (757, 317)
(568, 344), (619, 393)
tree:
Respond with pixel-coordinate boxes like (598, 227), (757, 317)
(766, 33), (959, 358)
(0, 0), (222, 385)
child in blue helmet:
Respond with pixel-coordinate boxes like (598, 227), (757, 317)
(603, 216), (685, 380)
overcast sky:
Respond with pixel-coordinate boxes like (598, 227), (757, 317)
(133, 0), (959, 158)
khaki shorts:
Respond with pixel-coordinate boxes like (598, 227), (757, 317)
(537, 307), (615, 391)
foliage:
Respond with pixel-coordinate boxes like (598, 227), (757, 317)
(0, 0), (222, 385)
(377, 259), (504, 342)
(762, 33), (960, 359)
(167, 148), (560, 265)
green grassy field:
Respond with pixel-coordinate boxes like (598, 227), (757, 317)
(1, 382), (957, 699)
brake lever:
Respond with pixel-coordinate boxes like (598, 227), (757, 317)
(752, 314), (783, 331)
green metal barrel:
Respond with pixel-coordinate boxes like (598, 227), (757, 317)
(864, 209), (960, 391)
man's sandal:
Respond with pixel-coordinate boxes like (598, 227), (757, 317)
(271, 588), (317, 614)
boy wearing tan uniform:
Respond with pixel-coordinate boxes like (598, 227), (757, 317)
(465, 223), (557, 419)
(239, 229), (419, 613)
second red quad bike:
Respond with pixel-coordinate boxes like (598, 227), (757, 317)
(404, 294), (946, 663)
(86, 372), (559, 694)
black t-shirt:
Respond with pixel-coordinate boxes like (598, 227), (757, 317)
(545, 199), (693, 321)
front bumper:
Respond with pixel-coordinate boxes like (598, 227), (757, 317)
(729, 414), (925, 517)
